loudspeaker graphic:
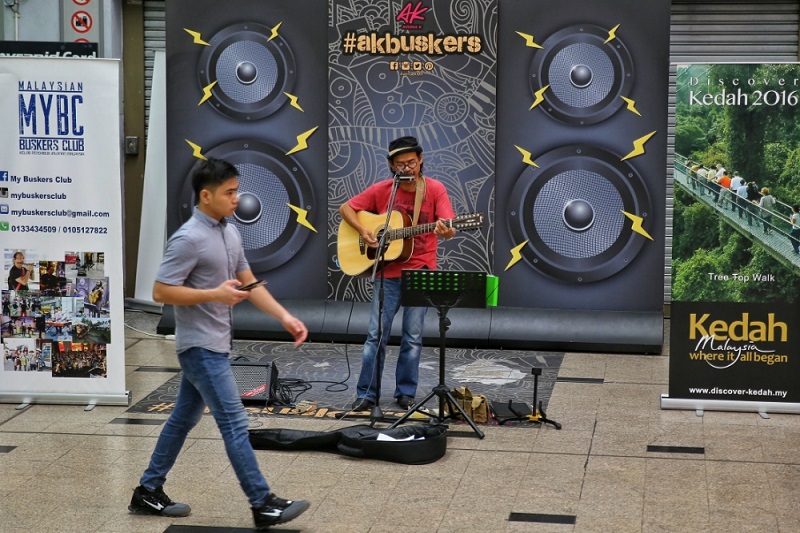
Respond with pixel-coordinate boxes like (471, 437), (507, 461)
(178, 140), (315, 272)
(529, 24), (632, 125)
(506, 145), (651, 283)
(166, 0), (328, 300)
(496, 0), (669, 313)
(198, 22), (296, 120)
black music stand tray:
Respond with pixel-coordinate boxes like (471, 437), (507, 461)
(389, 270), (487, 439)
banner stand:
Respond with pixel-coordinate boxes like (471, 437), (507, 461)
(1, 390), (131, 409)
(666, 64), (800, 416)
(0, 57), (127, 407)
(660, 395), (800, 417)
(133, 50), (167, 305)
(124, 297), (162, 315)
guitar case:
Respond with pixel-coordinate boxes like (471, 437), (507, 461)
(248, 424), (447, 465)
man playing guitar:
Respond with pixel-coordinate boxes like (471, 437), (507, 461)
(339, 136), (456, 412)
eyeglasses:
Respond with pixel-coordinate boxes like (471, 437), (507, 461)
(394, 160), (418, 170)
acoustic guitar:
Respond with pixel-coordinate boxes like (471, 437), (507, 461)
(337, 211), (484, 276)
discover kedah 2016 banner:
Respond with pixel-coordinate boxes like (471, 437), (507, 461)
(664, 63), (800, 413)
(0, 57), (127, 406)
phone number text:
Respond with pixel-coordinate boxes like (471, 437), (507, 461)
(9, 225), (108, 234)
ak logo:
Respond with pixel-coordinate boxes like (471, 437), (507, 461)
(397, 1), (428, 26)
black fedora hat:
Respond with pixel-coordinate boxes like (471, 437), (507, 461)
(387, 136), (422, 159)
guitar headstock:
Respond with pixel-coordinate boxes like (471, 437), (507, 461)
(452, 213), (484, 230)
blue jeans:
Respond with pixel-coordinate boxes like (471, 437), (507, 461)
(356, 278), (427, 403)
(140, 347), (270, 508)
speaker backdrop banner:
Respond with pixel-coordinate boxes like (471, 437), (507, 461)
(165, 0), (328, 300)
(663, 63), (800, 414)
(163, 0), (669, 351)
(328, 0), (496, 302)
(0, 57), (127, 406)
(495, 0), (669, 313)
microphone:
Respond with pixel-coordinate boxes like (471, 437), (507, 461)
(394, 169), (415, 182)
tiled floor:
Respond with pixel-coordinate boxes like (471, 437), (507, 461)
(3, 311), (800, 532)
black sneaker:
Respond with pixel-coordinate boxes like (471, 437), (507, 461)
(351, 397), (375, 411)
(253, 493), (310, 529)
(128, 485), (191, 517)
(397, 395), (415, 409)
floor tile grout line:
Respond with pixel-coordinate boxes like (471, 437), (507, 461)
(0, 407), (30, 429)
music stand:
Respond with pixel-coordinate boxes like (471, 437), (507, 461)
(389, 270), (487, 439)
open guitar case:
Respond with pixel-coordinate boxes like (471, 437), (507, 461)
(248, 424), (448, 465)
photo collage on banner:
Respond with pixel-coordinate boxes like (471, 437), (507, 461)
(666, 63), (800, 411)
(2, 250), (109, 377)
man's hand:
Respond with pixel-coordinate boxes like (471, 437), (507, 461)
(361, 229), (378, 248)
(434, 219), (456, 240)
(281, 315), (308, 347)
(215, 279), (251, 306)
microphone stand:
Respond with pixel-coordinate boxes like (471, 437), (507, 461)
(367, 171), (405, 426)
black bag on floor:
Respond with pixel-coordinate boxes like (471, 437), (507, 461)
(249, 424), (447, 465)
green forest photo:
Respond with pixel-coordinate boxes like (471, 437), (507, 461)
(673, 63), (800, 303)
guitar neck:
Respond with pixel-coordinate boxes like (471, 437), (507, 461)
(388, 219), (447, 241)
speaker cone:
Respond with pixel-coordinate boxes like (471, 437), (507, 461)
(179, 140), (314, 272)
(507, 145), (651, 283)
(529, 24), (633, 125)
(198, 22), (296, 120)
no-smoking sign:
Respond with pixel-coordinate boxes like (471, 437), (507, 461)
(61, 0), (99, 42)
(71, 10), (93, 34)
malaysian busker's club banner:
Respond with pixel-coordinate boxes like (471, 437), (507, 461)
(0, 57), (127, 406)
(664, 63), (800, 412)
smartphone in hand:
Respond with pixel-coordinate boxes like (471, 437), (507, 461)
(237, 280), (267, 291)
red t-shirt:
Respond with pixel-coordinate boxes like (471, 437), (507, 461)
(347, 177), (455, 278)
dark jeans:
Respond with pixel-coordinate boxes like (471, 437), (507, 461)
(790, 228), (800, 253)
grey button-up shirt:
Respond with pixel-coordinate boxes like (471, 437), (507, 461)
(156, 207), (249, 354)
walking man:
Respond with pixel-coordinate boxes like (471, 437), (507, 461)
(129, 158), (310, 529)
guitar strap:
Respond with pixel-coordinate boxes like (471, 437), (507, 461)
(412, 177), (425, 226)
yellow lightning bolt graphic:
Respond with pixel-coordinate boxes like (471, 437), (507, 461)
(514, 145), (539, 168)
(185, 139), (206, 160)
(529, 85), (549, 110)
(269, 22), (282, 41)
(604, 24), (620, 44)
(288, 204), (317, 233)
(622, 211), (653, 240)
(284, 93), (303, 112)
(286, 126), (318, 155)
(515, 31), (543, 49)
(184, 29), (209, 46)
(621, 96), (641, 116)
(621, 131), (656, 161)
(198, 81), (217, 106)
(505, 240), (528, 271)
